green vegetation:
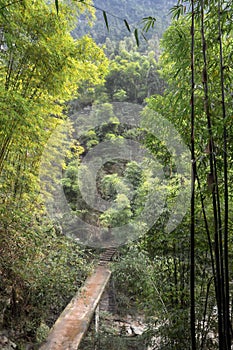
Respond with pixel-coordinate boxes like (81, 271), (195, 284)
(72, 1), (233, 349)
(0, 0), (107, 346)
(72, 0), (176, 44)
(70, 39), (164, 109)
(1, 0), (233, 349)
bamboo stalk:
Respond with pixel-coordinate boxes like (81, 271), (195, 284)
(200, 0), (224, 347)
(190, 1), (196, 348)
(217, 0), (231, 347)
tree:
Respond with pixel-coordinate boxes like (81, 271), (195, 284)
(103, 46), (164, 104)
(143, 2), (233, 348)
(0, 0), (108, 342)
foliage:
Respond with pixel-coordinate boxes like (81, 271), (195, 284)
(0, 198), (93, 338)
(73, 0), (176, 46)
(112, 244), (191, 348)
(0, 0), (108, 182)
(74, 42), (165, 108)
(79, 309), (149, 350)
(61, 1), (233, 349)
(139, 2), (233, 348)
(3, 0), (233, 348)
(0, 0), (108, 343)
(62, 101), (183, 246)
(67, 2), (233, 349)
(104, 48), (164, 103)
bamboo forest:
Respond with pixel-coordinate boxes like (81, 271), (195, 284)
(1, 0), (233, 349)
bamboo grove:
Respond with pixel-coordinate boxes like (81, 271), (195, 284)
(191, 1), (231, 348)
(154, 0), (233, 348)
(0, 0), (108, 342)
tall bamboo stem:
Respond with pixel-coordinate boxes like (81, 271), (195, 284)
(190, 1), (196, 348)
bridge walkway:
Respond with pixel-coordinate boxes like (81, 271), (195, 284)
(39, 248), (116, 350)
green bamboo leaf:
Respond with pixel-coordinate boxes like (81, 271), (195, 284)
(169, 5), (186, 20)
(141, 16), (156, 32)
(134, 28), (139, 46)
(124, 19), (131, 32)
(141, 32), (148, 42)
(55, 0), (59, 14)
(103, 11), (109, 31)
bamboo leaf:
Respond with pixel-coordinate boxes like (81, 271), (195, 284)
(124, 19), (131, 32)
(169, 5), (186, 20)
(134, 28), (139, 46)
(55, 0), (59, 14)
(141, 32), (148, 42)
(103, 11), (109, 31)
(141, 16), (156, 32)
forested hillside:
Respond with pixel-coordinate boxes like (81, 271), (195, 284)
(73, 0), (176, 44)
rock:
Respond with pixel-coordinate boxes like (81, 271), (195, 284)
(0, 333), (17, 350)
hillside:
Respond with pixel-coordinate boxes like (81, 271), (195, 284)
(73, 0), (177, 44)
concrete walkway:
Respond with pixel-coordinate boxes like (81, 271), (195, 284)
(39, 265), (111, 350)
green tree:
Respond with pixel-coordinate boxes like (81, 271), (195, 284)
(142, 2), (233, 348)
(104, 48), (164, 103)
(0, 0), (108, 343)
